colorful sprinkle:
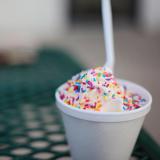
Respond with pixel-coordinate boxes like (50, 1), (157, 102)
(58, 67), (146, 112)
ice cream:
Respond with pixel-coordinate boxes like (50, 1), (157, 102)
(58, 67), (146, 112)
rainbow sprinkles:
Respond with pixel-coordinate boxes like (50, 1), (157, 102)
(58, 67), (146, 112)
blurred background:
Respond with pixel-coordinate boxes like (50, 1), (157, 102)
(0, 0), (159, 154)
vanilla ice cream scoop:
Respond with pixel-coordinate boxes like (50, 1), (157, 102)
(59, 67), (126, 112)
(58, 67), (146, 112)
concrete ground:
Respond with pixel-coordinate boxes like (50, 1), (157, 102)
(58, 24), (160, 144)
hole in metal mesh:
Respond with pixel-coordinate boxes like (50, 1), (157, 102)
(42, 115), (55, 123)
(31, 141), (49, 149)
(33, 152), (54, 160)
(24, 112), (36, 120)
(28, 130), (45, 138)
(45, 124), (60, 132)
(13, 137), (28, 144)
(39, 107), (52, 114)
(0, 156), (12, 160)
(48, 134), (64, 142)
(11, 148), (31, 156)
(51, 144), (69, 152)
(22, 103), (34, 109)
(0, 144), (9, 150)
(26, 121), (40, 129)
(21, 105), (36, 115)
(56, 157), (72, 160)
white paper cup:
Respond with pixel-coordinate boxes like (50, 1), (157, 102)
(55, 80), (152, 160)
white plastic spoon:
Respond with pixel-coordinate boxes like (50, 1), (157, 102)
(102, 0), (115, 71)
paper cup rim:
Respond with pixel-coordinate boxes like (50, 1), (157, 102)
(55, 79), (152, 122)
